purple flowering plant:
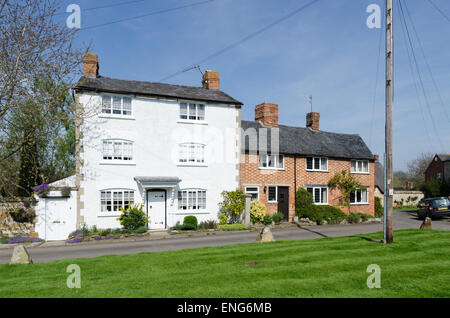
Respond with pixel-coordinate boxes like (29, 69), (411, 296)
(66, 237), (83, 243)
(32, 184), (50, 197)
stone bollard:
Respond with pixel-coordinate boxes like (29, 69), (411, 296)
(420, 217), (432, 230)
(10, 245), (33, 264)
(244, 194), (252, 227)
(256, 226), (275, 242)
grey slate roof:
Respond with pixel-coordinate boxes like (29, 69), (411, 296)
(241, 120), (374, 160)
(75, 76), (242, 105)
(375, 161), (385, 193)
(437, 154), (450, 162)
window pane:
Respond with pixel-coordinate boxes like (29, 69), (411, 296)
(197, 145), (205, 163)
(314, 188), (320, 203)
(122, 97), (132, 115)
(113, 192), (122, 211)
(123, 142), (133, 160)
(350, 191), (355, 203)
(180, 103), (187, 119)
(357, 161), (363, 172)
(362, 161), (368, 172)
(321, 188), (327, 203)
(189, 103), (196, 120)
(268, 155), (275, 168)
(307, 188), (313, 196)
(189, 144), (195, 162)
(356, 190), (362, 203)
(113, 96), (122, 114)
(102, 96), (111, 114)
(103, 141), (113, 160)
(307, 157), (313, 170)
(259, 155), (267, 168)
(197, 104), (205, 120)
(361, 189), (368, 203)
(268, 187), (276, 201)
(113, 142), (122, 160)
(351, 160), (356, 172)
(179, 144), (187, 162)
(314, 157), (320, 170)
(321, 158), (327, 170)
(276, 155), (284, 168)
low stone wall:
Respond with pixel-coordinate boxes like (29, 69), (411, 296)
(0, 200), (38, 238)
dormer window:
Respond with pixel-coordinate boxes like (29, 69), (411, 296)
(102, 95), (132, 116)
(180, 103), (205, 121)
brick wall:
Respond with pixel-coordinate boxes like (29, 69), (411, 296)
(240, 154), (375, 220)
(0, 200), (37, 238)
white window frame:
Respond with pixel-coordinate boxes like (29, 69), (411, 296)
(350, 187), (369, 205)
(351, 160), (370, 174)
(178, 189), (206, 211)
(306, 157), (328, 172)
(102, 139), (133, 162)
(268, 186), (278, 203)
(101, 95), (133, 117)
(306, 186), (328, 205)
(178, 143), (206, 165)
(100, 189), (134, 213)
(179, 102), (206, 122)
(259, 154), (285, 170)
(244, 186), (259, 201)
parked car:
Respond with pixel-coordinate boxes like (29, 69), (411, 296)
(417, 197), (450, 220)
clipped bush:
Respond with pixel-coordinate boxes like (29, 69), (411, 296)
(0, 236), (9, 244)
(262, 214), (273, 226)
(295, 188), (315, 218)
(134, 225), (148, 234)
(183, 216), (198, 229)
(272, 212), (284, 224)
(171, 223), (197, 231)
(117, 204), (149, 231)
(217, 224), (248, 231)
(250, 200), (266, 223)
(198, 220), (217, 230)
(374, 197), (383, 218)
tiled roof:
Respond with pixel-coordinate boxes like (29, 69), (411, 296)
(74, 76), (243, 105)
(241, 120), (374, 160)
(437, 154), (450, 162)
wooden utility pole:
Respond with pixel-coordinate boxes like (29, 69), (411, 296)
(385, 0), (394, 243)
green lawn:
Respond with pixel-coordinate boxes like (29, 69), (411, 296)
(1, 229), (449, 298)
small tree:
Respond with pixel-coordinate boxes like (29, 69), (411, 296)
(117, 204), (149, 231)
(250, 200), (266, 223)
(295, 188), (315, 218)
(422, 179), (441, 197)
(328, 170), (363, 213)
(218, 189), (246, 224)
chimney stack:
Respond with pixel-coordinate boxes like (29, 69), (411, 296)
(83, 53), (99, 78)
(255, 102), (278, 127)
(202, 70), (220, 90)
(306, 112), (320, 131)
(374, 154), (380, 161)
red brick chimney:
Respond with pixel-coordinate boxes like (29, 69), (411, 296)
(374, 154), (380, 161)
(255, 102), (278, 127)
(83, 53), (99, 78)
(306, 112), (320, 131)
(202, 70), (220, 90)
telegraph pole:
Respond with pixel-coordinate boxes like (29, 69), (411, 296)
(385, 0), (394, 243)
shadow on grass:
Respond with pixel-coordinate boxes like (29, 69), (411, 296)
(349, 235), (384, 243)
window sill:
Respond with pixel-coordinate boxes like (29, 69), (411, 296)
(98, 213), (122, 217)
(258, 168), (285, 171)
(268, 201), (278, 204)
(99, 161), (136, 166)
(350, 202), (369, 205)
(99, 114), (135, 120)
(177, 163), (208, 167)
(313, 203), (329, 206)
(171, 211), (210, 215)
(177, 120), (208, 125)
(350, 172), (370, 175)
(306, 169), (329, 173)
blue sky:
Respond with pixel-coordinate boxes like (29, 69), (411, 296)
(59, 0), (450, 171)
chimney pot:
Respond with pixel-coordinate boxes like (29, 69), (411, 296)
(202, 70), (220, 90)
(255, 102), (279, 127)
(306, 112), (320, 131)
(83, 53), (99, 78)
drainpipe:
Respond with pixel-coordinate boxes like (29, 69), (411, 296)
(294, 155), (297, 218)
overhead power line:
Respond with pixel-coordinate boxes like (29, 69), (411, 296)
(81, 0), (216, 31)
(55, 0), (149, 16)
(158, 0), (322, 82)
(398, 0), (444, 150)
(426, 0), (450, 24)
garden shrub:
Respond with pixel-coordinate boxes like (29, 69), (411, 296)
(218, 189), (245, 224)
(250, 200), (266, 223)
(374, 197), (383, 218)
(9, 207), (36, 223)
(272, 212), (284, 224)
(171, 223), (196, 231)
(0, 236), (9, 244)
(198, 220), (217, 230)
(262, 214), (273, 226)
(347, 213), (371, 224)
(295, 188), (315, 218)
(133, 225), (148, 234)
(117, 204), (149, 231)
(217, 224), (248, 231)
(183, 216), (198, 229)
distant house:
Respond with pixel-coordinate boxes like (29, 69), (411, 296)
(240, 102), (376, 221)
(425, 154), (450, 184)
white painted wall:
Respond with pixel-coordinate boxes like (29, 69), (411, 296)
(78, 92), (240, 230)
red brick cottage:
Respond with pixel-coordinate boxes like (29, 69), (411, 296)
(240, 102), (376, 221)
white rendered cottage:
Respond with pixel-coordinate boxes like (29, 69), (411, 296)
(35, 53), (242, 240)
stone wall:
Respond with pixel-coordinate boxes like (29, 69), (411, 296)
(0, 200), (38, 238)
